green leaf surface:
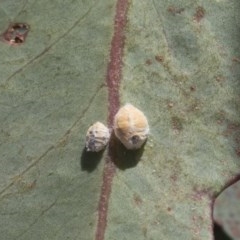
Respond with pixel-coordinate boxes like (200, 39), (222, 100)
(0, 0), (240, 240)
(0, 1), (114, 239)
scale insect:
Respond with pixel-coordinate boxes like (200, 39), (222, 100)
(113, 104), (149, 150)
(85, 122), (110, 152)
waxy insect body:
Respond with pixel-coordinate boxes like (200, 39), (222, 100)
(85, 122), (110, 152)
(113, 104), (149, 149)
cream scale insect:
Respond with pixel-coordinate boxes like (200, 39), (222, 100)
(85, 122), (110, 152)
(113, 104), (149, 150)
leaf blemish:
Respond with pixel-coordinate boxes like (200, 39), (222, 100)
(145, 59), (153, 65)
(1, 23), (30, 46)
(133, 193), (143, 206)
(167, 6), (185, 15)
(171, 116), (183, 133)
(194, 6), (205, 22)
(155, 55), (164, 63)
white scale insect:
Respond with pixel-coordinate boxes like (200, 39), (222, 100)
(113, 104), (149, 150)
(85, 122), (110, 152)
(85, 104), (149, 152)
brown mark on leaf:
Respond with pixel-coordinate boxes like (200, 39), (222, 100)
(133, 193), (143, 206)
(167, 207), (172, 212)
(215, 76), (224, 82)
(155, 55), (164, 63)
(215, 110), (226, 125)
(190, 85), (196, 92)
(171, 116), (183, 133)
(230, 57), (240, 71)
(215, 75), (225, 86)
(57, 129), (71, 147)
(235, 148), (240, 156)
(192, 215), (204, 236)
(187, 101), (201, 113)
(194, 6), (205, 22)
(1, 23), (30, 46)
(170, 174), (178, 182)
(167, 101), (174, 109)
(236, 136), (240, 146)
(192, 188), (213, 201)
(223, 122), (240, 137)
(167, 6), (185, 15)
(23, 179), (37, 192)
(145, 59), (152, 65)
(232, 57), (240, 64)
(12, 175), (37, 193)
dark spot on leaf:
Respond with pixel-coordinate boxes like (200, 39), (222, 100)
(167, 207), (172, 212)
(170, 174), (177, 182)
(235, 136), (240, 145)
(215, 110), (226, 125)
(13, 175), (37, 194)
(223, 122), (240, 137)
(133, 193), (143, 206)
(171, 116), (183, 133)
(190, 86), (196, 91)
(155, 55), (164, 63)
(194, 6), (205, 22)
(167, 6), (185, 15)
(167, 101), (174, 108)
(187, 101), (201, 112)
(192, 188), (213, 201)
(235, 148), (240, 157)
(232, 57), (240, 64)
(145, 59), (152, 65)
(215, 75), (226, 86)
(1, 23), (30, 46)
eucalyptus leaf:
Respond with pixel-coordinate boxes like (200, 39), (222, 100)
(0, 0), (240, 240)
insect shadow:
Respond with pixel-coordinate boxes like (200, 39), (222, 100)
(109, 132), (145, 170)
(214, 222), (232, 240)
(80, 147), (104, 172)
